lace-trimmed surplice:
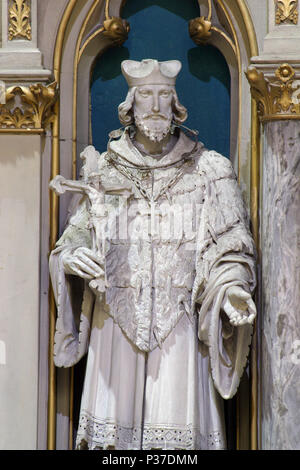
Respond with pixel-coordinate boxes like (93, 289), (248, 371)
(76, 309), (226, 450)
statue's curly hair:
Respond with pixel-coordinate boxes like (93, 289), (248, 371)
(118, 87), (188, 126)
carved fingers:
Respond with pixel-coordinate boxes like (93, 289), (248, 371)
(62, 247), (104, 280)
(222, 286), (257, 327)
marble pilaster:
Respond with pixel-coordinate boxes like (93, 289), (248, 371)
(261, 120), (300, 449)
(0, 135), (41, 449)
(247, 0), (300, 445)
(0, 0), (52, 82)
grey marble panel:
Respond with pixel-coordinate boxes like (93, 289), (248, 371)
(261, 121), (300, 450)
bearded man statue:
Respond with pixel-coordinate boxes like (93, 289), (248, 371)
(49, 59), (256, 450)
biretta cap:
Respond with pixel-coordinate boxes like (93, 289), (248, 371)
(121, 59), (182, 87)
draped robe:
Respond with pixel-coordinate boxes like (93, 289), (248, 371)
(49, 129), (256, 450)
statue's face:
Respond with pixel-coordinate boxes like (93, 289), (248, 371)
(133, 84), (174, 142)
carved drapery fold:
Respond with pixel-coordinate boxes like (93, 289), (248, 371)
(246, 64), (300, 121)
(8, 0), (32, 41)
(0, 82), (58, 131)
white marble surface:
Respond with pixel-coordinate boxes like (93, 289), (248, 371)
(0, 0), (52, 81)
(261, 121), (300, 450)
(262, 0), (300, 59)
(0, 136), (41, 449)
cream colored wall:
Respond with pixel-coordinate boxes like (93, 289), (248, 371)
(0, 2), (2, 48)
(246, 0), (268, 53)
(0, 135), (41, 450)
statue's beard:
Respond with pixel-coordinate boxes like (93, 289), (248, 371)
(134, 112), (173, 142)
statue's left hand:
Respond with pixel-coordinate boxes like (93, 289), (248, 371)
(222, 286), (256, 326)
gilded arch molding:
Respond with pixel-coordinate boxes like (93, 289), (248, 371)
(48, 0), (260, 451)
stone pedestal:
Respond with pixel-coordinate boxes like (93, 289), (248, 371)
(261, 121), (300, 449)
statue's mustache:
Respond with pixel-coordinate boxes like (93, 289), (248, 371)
(141, 113), (169, 120)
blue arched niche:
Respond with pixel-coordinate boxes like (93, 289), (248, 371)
(90, 0), (231, 158)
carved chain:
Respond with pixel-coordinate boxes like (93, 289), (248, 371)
(108, 156), (187, 204)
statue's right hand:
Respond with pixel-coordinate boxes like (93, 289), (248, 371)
(62, 247), (104, 280)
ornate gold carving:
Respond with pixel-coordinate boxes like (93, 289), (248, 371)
(189, 0), (212, 44)
(0, 82), (58, 131)
(188, 0), (237, 54)
(78, 1), (130, 61)
(189, 16), (212, 44)
(102, 16), (130, 46)
(275, 0), (298, 24)
(8, 0), (32, 41)
(246, 64), (300, 120)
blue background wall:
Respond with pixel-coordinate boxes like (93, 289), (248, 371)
(90, 0), (231, 158)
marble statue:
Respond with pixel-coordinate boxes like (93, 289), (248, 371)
(49, 59), (257, 450)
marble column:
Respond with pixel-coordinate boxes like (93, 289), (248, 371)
(261, 120), (300, 449)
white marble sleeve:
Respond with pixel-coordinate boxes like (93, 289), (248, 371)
(197, 259), (254, 399)
(193, 152), (256, 398)
(49, 196), (95, 367)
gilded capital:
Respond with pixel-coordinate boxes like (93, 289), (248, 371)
(246, 64), (300, 121)
(0, 82), (58, 132)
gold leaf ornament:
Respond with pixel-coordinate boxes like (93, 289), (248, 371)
(8, 0), (32, 41)
(246, 67), (276, 118)
(274, 64), (296, 112)
(103, 17), (130, 46)
(189, 17), (212, 44)
(0, 106), (33, 128)
(275, 63), (295, 82)
(275, 0), (298, 24)
(246, 64), (300, 120)
(0, 82), (58, 131)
